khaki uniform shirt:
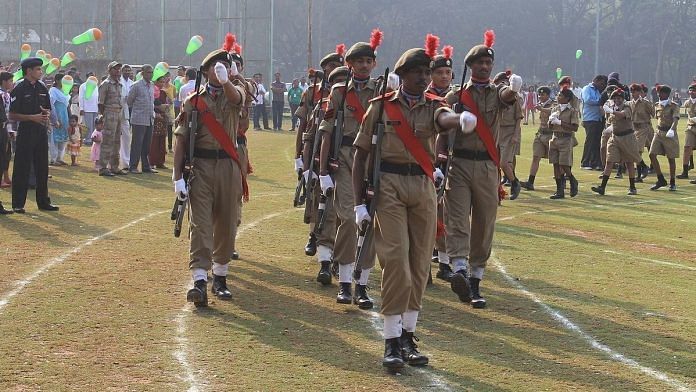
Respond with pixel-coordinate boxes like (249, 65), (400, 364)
(295, 82), (322, 122)
(98, 78), (122, 110)
(683, 98), (696, 129)
(444, 81), (514, 151)
(301, 86), (330, 143)
(550, 105), (579, 134)
(629, 98), (655, 124)
(354, 90), (449, 165)
(499, 96), (523, 127)
(608, 103), (633, 133)
(319, 78), (377, 139)
(174, 84), (246, 150)
(655, 101), (679, 130)
(537, 99), (555, 130)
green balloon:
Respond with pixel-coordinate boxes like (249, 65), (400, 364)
(576, 49), (583, 59)
(556, 67), (562, 80)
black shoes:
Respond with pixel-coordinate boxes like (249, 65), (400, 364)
(519, 181), (534, 191)
(12, 207), (25, 214)
(550, 178), (565, 199)
(400, 330), (429, 366)
(435, 263), (454, 282)
(383, 338), (405, 370)
(211, 274), (232, 299)
(354, 284), (373, 309)
(99, 169), (115, 177)
(304, 233), (317, 256)
(0, 202), (13, 215)
(450, 270), (471, 303)
(336, 282), (352, 304)
(669, 183), (677, 192)
(317, 260), (332, 285)
(627, 187), (638, 195)
(469, 277), (487, 309)
(187, 279), (208, 308)
(650, 176), (668, 191)
(231, 250), (240, 260)
(431, 249), (438, 263)
(591, 185), (605, 195)
(569, 176), (578, 197)
(509, 179), (521, 200)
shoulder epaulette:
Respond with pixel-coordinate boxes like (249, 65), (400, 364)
(369, 90), (396, 103)
(424, 92), (445, 102)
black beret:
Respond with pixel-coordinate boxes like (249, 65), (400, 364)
(320, 52), (344, 68)
(537, 86), (551, 95)
(610, 89), (625, 99)
(21, 57), (43, 71)
(328, 66), (349, 84)
(688, 83), (696, 91)
(430, 55), (452, 71)
(464, 44), (494, 66)
(394, 48), (431, 76)
(201, 49), (232, 70)
(345, 42), (375, 62)
(231, 53), (243, 66)
(657, 85), (671, 95)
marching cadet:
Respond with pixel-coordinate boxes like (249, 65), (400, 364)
(592, 89), (641, 195)
(428, 43), (456, 282)
(648, 85), (680, 191)
(8, 57), (59, 213)
(97, 61), (127, 176)
(558, 76), (581, 111)
(493, 71), (523, 199)
(352, 41), (478, 370)
(520, 86), (554, 191)
(443, 30), (523, 309)
(318, 30), (381, 306)
(173, 39), (247, 307)
(677, 83), (696, 181)
(629, 83), (655, 182)
(294, 48), (344, 257)
(547, 89), (580, 199)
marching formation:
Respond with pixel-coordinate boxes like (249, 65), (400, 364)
(158, 29), (696, 373)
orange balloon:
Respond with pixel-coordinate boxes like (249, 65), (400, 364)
(50, 58), (60, 66)
(45, 53), (53, 60)
(92, 28), (103, 41)
(21, 44), (31, 51)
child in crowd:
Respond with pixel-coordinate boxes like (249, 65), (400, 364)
(548, 89), (580, 199)
(67, 115), (81, 166)
(90, 115), (104, 171)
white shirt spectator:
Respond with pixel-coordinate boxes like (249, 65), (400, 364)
(78, 81), (99, 113)
(255, 83), (267, 105)
(299, 81), (309, 92)
(121, 76), (134, 120)
(179, 79), (196, 102)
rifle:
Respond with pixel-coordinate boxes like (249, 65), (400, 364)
(173, 66), (203, 237)
(303, 76), (328, 224)
(293, 71), (322, 208)
(436, 66), (468, 202)
(353, 67), (389, 281)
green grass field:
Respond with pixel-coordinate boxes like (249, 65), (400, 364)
(0, 122), (694, 391)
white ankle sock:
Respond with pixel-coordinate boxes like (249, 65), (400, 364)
(437, 251), (450, 264)
(358, 267), (371, 285)
(317, 245), (333, 262)
(338, 263), (353, 283)
(191, 268), (208, 282)
(212, 262), (228, 277)
(383, 314), (403, 339)
(452, 257), (469, 273)
(402, 310), (419, 333)
(470, 266), (485, 280)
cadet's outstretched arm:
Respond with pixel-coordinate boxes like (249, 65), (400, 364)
(173, 135), (187, 181)
(352, 147), (368, 206)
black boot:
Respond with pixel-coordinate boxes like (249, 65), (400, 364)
(550, 178), (565, 199)
(230, 250), (239, 260)
(469, 277), (487, 309)
(38, 197), (59, 211)
(568, 175), (578, 197)
(400, 330), (429, 366)
(304, 232), (317, 256)
(509, 179), (521, 200)
(336, 282), (352, 304)
(316, 260), (332, 285)
(0, 202), (13, 215)
(676, 165), (689, 179)
(519, 175), (535, 191)
(431, 248), (438, 263)
(354, 284), (373, 309)
(628, 177), (637, 195)
(211, 274), (232, 299)
(450, 269), (471, 303)
(592, 175), (609, 195)
(650, 175), (668, 191)
(186, 279), (208, 308)
(669, 177), (677, 191)
(383, 338), (404, 370)
(435, 263), (454, 282)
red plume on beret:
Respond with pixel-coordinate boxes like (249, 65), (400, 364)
(425, 34), (440, 59)
(370, 29), (383, 50)
(233, 43), (242, 55)
(308, 68), (316, 76)
(336, 44), (346, 57)
(442, 45), (453, 60)
(222, 33), (236, 52)
(484, 30), (495, 48)
(641, 83), (647, 89)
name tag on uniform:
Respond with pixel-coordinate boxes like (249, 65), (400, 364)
(346, 105), (356, 111)
(386, 120), (401, 125)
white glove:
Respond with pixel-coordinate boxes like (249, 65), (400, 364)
(229, 61), (239, 77)
(319, 175), (334, 195)
(550, 118), (562, 125)
(294, 158), (303, 173)
(603, 104), (614, 114)
(459, 111), (477, 133)
(433, 168), (444, 188)
(509, 74), (522, 92)
(387, 73), (400, 91)
(689, 116), (696, 122)
(174, 178), (187, 197)
(666, 128), (676, 138)
(354, 204), (370, 226)
(303, 170), (317, 183)
(214, 62), (229, 84)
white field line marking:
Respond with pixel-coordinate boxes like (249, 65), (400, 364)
(603, 250), (696, 271)
(365, 310), (454, 392)
(172, 209), (297, 392)
(492, 257), (694, 392)
(0, 210), (167, 313)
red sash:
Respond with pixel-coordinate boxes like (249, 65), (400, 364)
(345, 89), (366, 123)
(458, 89), (500, 166)
(192, 97), (250, 201)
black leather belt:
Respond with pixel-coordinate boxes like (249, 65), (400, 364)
(237, 136), (247, 146)
(613, 129), (634, 137)
(538, 128), (552, 135)
(193, 148), (230, 159)
(657, 125), (670, 132)
(553, 132), (572, 138)
(341, 135), (355, 147)
(453, 149), (491, 161)
(380, 161), (425, 176)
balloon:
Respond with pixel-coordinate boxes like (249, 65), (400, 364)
(61, 75), (74, 96)
(152, 61), (169, 82)
(46, 58), (61, 75)
(20, 44), (32, 60)
(174, 77), (182, 92)
(42, 53), (53, 67)
(186, 35), (204, 55)
(135, 71), (143, 81)
(35, 50), (47, 65)
(13, 69), (23, 83)
(72, 28), (103, 45)
(556, 67), (562, 80)
(85, 76), (98, 100)
(60, 52), (76, 67)
(575, 49), (583, 59)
